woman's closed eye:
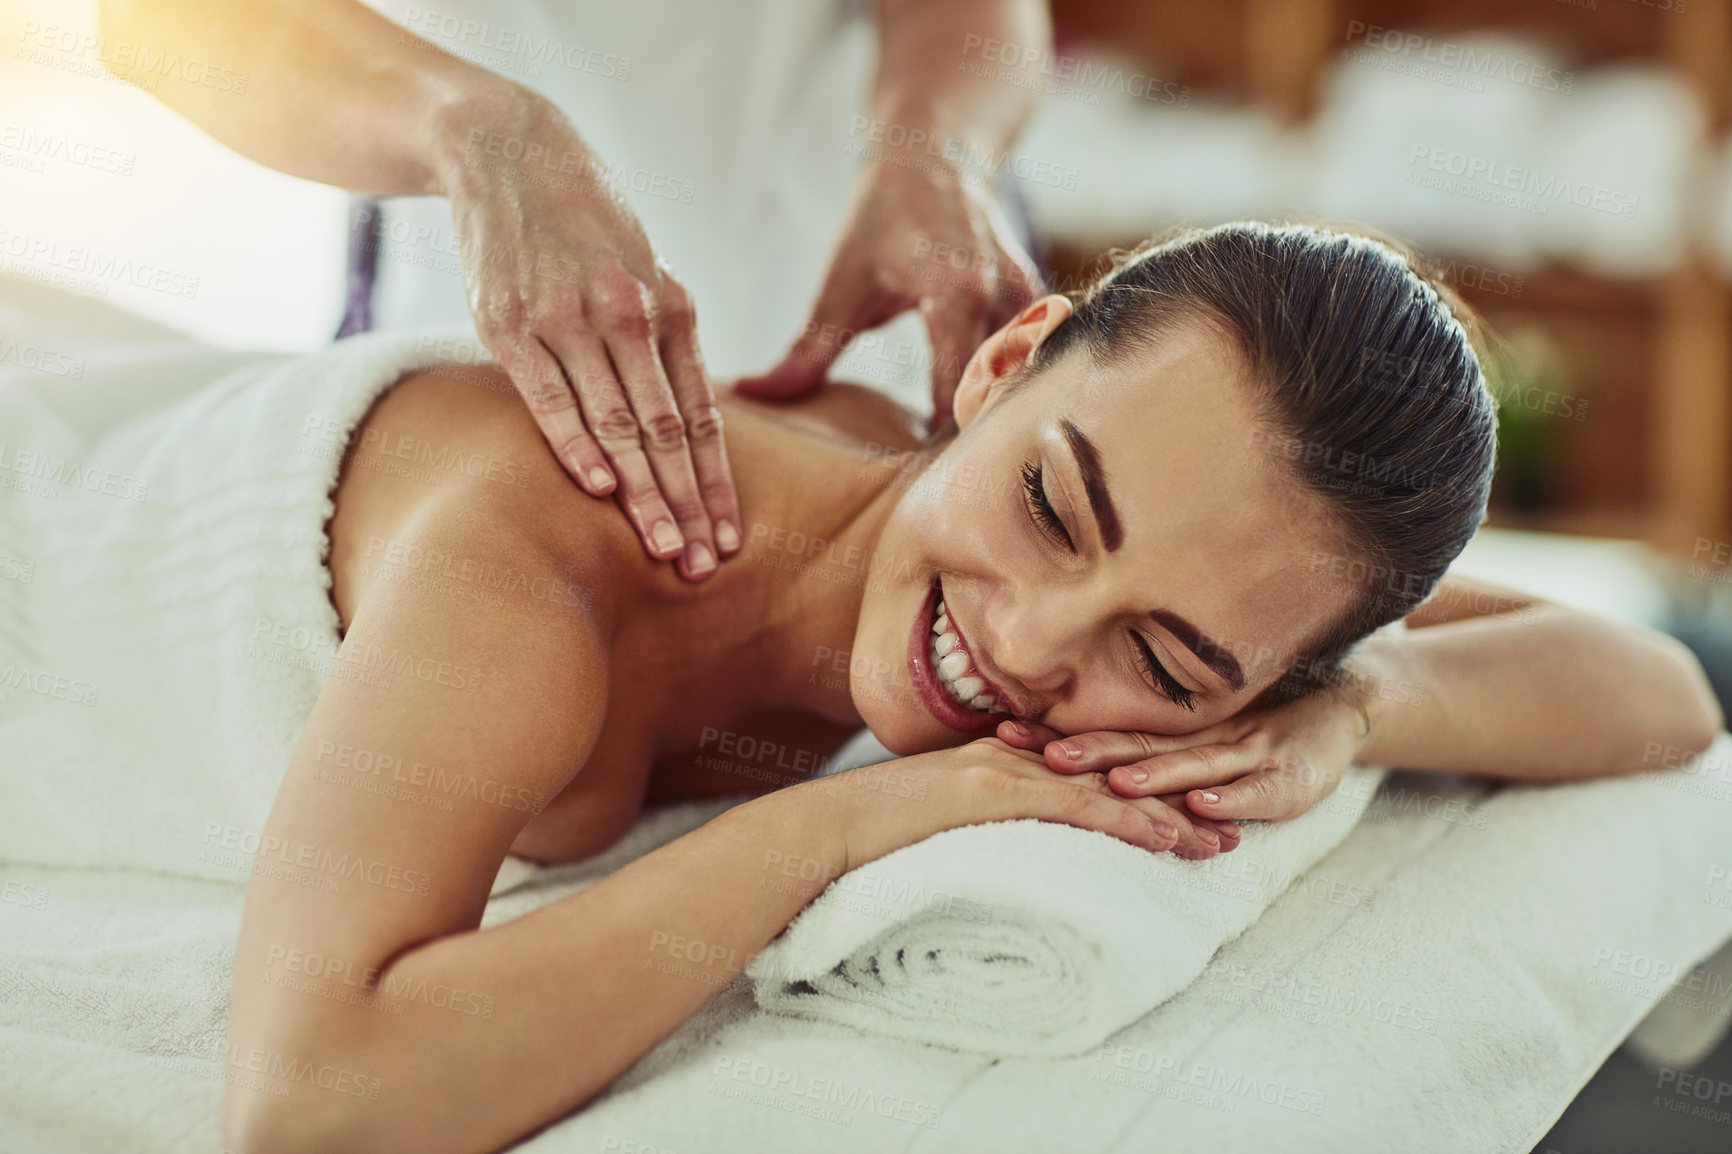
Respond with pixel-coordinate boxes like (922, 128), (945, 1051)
(1133, 633), (1198, 712)
(1020, 460), (1073, 550)
(1020, 459), (1197, 712)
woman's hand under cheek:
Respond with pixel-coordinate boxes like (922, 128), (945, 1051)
(995, 690), (1368, 832)
(994, 721), (1244, 860)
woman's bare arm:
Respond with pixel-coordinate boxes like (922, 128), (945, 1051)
(221, 471), (847, 1154)
(224, 410), (1175, 1154)
(1354, 573), (1723, 780)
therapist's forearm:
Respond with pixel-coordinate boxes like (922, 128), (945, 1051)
(97, 0), (526, 198)
(1352, 607), (1724, 781)
(873, 0), (1049, 155)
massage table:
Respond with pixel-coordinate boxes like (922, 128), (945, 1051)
(4, 273), (1732, 1153)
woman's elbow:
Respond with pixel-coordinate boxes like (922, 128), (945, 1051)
(1648, 631), (1725, 761)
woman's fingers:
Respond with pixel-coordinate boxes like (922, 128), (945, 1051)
(984, 730), (1227, 859)
(994, 718), (1064, 752)
(1104, 742), (1255, 800)
(1156, 792), (1241, 850)
(1186, 769), (1315, 822)
(1041, 727), (1219, 775)
(1123, 792), (1226, 860)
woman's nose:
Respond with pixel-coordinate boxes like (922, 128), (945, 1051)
(982, 595), (1083, 697)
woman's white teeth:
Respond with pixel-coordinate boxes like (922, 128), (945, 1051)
(928, 592), (1006, 714)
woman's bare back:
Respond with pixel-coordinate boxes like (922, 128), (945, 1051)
(324, 363), (921, 862)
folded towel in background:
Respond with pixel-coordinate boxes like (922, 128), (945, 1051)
(747, 764), (1386, 1057)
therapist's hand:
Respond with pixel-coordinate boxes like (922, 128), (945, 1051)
(996, 687), (1372, 827)
(441, 92), (742, 581)
(735, 154), (1041, 428)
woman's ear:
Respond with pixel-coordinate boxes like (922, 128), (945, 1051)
(952, 295), (1075, 430)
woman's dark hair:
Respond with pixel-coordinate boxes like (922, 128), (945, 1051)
(1026, 221), (1497, 705)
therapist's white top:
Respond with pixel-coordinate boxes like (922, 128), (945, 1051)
(357, 0), (935, 411)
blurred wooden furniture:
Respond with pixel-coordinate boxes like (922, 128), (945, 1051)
(1048, 0), (1732, 554)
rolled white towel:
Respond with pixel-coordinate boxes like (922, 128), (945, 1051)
(748, 764), (1386, 1057)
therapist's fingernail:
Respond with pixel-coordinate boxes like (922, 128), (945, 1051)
(716, 520), (740, 552)
(684, 541), (715, 575)
(652, 521), (683, 554)
(1197, 790), (1221, 804)
(1195, 827), (1220, 847)
(1127, 767), (1149, 784)
(1060, 742), (1083, 759)
(1150, 822), (1179, 845)
(586, 467), (613, 492)
(1003, 720), (1029, 737)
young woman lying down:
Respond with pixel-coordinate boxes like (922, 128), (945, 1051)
(217, 223), (1720, 1152)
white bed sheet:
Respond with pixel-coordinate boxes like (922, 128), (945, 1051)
(4, 747), (1732, 1154)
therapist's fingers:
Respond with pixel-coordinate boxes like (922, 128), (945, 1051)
(541, 326), (688, 566)
(588, 270), (722, 581)
(923, 248), (1040, 429)
(655, 277), (743, 558)
(496, 335), (618, 499)
(923, 294), (992, 430)
(734, 257), (902, 400)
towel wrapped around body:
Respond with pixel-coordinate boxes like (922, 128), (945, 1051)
(0, 327), (489, 879)
(747, 764), (1386, 1057)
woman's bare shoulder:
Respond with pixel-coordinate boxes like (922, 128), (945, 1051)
(722, 379), (926, 456)
(328, 364), (641, 634)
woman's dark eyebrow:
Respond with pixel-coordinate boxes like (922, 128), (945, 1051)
(1060, 419), (1122, 551)
(1058, 418), (1242, 692)
(1148, 610), (1247, 691)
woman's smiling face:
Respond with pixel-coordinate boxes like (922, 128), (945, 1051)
(851, 297), (1361, 756)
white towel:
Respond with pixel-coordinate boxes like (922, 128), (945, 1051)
(747, 764), (1386, 1057)
(0, 323), (490, 880)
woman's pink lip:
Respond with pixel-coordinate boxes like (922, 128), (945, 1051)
(905, 577), (1006, 733)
